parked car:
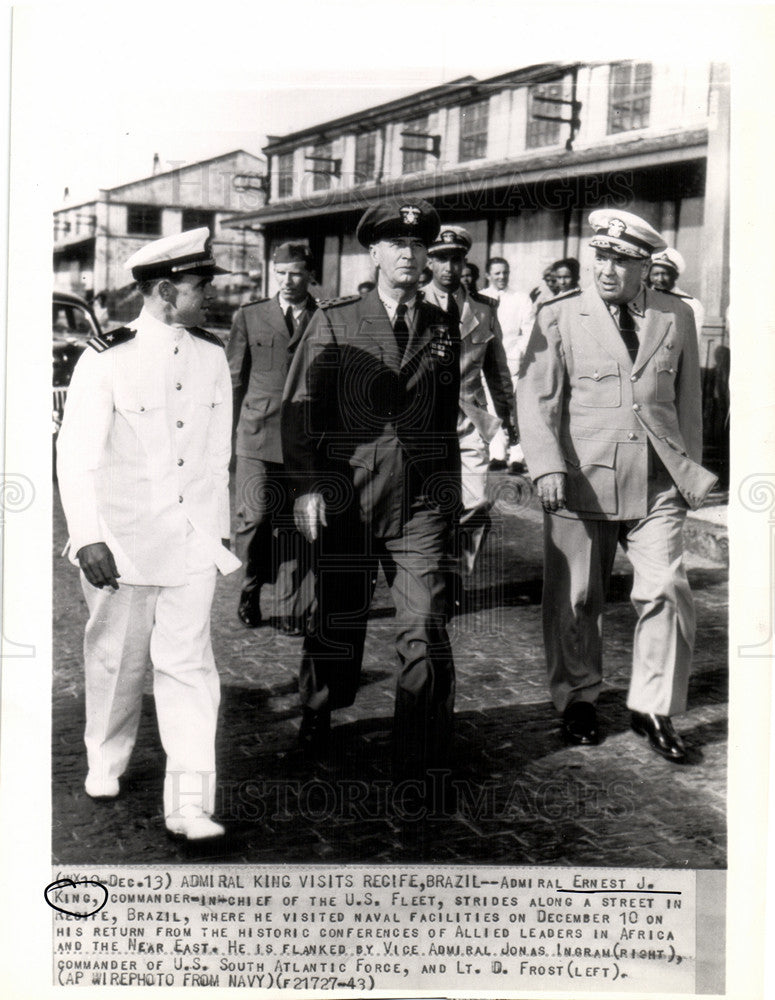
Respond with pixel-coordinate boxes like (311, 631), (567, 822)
(52, 290), (102, 440)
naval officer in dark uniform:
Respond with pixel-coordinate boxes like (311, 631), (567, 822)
(281, 198), (462, 783)
(228, 243), (318, 634)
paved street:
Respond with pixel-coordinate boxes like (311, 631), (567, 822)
(52, 473), (727, 867)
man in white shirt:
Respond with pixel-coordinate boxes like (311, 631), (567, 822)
(483, 257), (534, 469)
(57, 228), (240, 841)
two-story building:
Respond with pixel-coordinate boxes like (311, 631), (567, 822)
(53, 149), (267, 326)
(224, 60), (728, 359)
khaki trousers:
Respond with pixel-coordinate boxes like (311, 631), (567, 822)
(543, 473), (695, 716)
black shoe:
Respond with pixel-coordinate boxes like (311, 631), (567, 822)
(237, 592), (262, 628)
(561, 702), (599, 746)
(508, 461), (526, 475)
(630, 711), (687, 762)
(298, 707), (331, 756)
(276, 615), (305, 637)
(488, 458), (507, 471)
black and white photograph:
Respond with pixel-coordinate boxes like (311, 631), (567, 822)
(1, 3), (772, 998)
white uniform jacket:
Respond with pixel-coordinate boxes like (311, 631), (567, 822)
(517, 286), (717, 520)
(57, 309), (238, 585)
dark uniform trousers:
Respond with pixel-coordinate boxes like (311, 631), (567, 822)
(300, 501), (455, 780)
(234, 455), (313, 618)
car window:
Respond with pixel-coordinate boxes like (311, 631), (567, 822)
(53, 302), (99, 338)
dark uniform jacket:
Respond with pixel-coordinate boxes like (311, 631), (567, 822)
(517, 285), (717, 520)
(227, 293), (317, 463)
(281, 288), (462, 539)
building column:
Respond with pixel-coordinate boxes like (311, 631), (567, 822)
(700, 62), (730, 358)
(699, 61), (730, 486)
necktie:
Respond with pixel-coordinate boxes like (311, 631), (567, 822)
(446, 292), (460, 328)
(393, 303), (409, 358)
(284, 305), (295, 337)
(617, 303), (639, 363)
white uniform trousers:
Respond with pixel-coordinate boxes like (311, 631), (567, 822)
(81, 530), (220, 818)
(543, 469), (695, 716)
(457, 424), (491, 577)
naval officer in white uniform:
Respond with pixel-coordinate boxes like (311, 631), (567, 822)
(57, 228), (240, 840)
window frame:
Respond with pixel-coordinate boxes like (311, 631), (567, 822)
(276, 152), (294, 199)
(126, 204), (162, 237)
(607, 61), (652, 135)
(458, 97), (489, 162)
(401, 115), (430, 175)
(354, 131), (377, 185)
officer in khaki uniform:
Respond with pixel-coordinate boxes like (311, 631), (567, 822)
(422, 225), (515, 591)
(228, 243), (318, 634)
(518, 209), (717, 761)
(281, 198), (461, 783)
(57, 229), (240, 840)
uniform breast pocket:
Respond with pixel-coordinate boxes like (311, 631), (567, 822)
(575, 360), (621, 407)
(655, 355), (678, 402)
(114, 388), (165, 421)
(250, 333), (275, 370)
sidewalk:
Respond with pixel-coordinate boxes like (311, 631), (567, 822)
(52, 476), (728, 867)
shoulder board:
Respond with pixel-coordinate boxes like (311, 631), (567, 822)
(537, 288), (582, 310)
(661, 289), (690, 300)
(317, 294), (361, 310)
(243, 297), (270, 308)
(189, 327), (225, 349)
(86, 327), (136, 353)
(471, 290), (497, 308)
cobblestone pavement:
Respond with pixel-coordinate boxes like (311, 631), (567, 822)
(52, 474), (727, 868)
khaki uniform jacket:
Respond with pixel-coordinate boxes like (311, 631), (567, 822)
(281, 289), (461, 539)
(228, 293), (317, 463)
(423, 286), (514, 442)
(517, 285), (717, 520)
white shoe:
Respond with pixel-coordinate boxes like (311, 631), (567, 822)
(84, 774), (120, 799)
(165, 807), (225, 841)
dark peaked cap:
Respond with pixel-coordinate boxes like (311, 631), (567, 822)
(356, 198), (440, 248)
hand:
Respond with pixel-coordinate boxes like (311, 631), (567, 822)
(488, 426), (508, 463)
(77, 542), (121, 590)
(294, 493), (327, 542)
(535, 472), (567, 512)
(221, 538), (231, 551)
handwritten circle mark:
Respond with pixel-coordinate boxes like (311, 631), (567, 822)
(44, 878), (108, 917)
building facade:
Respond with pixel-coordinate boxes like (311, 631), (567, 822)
(53, 150), (267, 325)
(224, 61), (728, 363)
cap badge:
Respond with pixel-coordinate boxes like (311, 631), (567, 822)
(441, 230), (456, 243)
(607, 219), (626, 238)
(400, 205), (420, 226)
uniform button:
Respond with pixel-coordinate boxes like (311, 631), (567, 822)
(177, 458), (184, 466)
(139, 406), (145, 412)
(632, 403), (640, 412)
(630, 374), (637, 382)
(176, 382), (182, 390)
(178, 496), (183, 503)
(176, 420), (184, 428)
(174, 346), (179, 355)
(593, 372), (600, 380)
(628, 432), (637, 440)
